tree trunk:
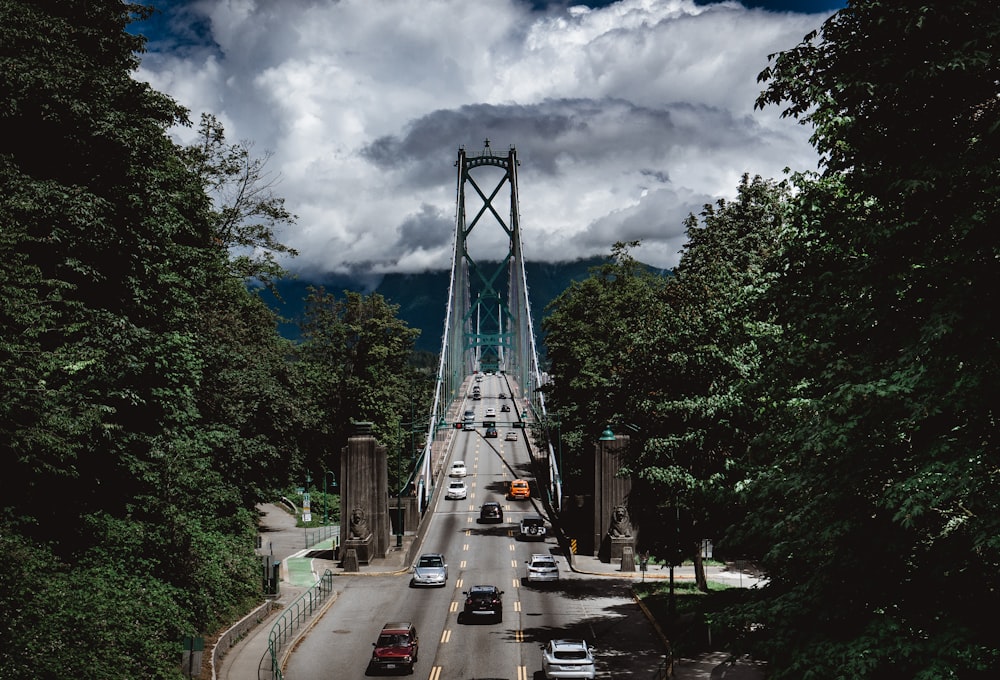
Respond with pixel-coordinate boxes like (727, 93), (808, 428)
(693, 541), (708, 592)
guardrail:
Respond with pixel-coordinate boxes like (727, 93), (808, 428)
(301, 524), (339, 551)
(258, 569), (335, 680)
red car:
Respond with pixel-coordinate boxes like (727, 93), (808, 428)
(369, 622), (419, 674)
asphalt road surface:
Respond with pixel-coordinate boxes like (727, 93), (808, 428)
(284, 377), (665, 679)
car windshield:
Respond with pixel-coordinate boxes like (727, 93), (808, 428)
(554, 650), (588, 660)
(418, 556), (443, 567)
(377, 634), (408, 646)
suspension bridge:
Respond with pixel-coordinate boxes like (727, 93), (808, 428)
(411, 140), (563, 513)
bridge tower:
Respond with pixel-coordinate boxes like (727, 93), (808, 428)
(438, 141), (537, 405)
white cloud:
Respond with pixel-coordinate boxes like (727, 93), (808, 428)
(135, 0), (830, 274)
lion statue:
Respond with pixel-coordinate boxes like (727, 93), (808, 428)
(607, 505), (632, 538)
(349, 506), (371, 539)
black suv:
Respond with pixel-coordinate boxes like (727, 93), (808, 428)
(479, 502), (503, 523)
(461, 585), (504, 623)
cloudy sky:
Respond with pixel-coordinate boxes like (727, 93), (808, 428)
(133, 0), (844, 279)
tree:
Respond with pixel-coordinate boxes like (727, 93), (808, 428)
(620, 175), (790, 590)
(294, 288), (424, 491)
(181, 112), (299, 286)
(1, 1), (303, 674)
(725, 2), (1000, 677)
(541, 242), (667, 482)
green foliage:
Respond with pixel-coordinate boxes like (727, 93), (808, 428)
(724, 1), (1000, 677)
(180, 113), (299, 287)
(618, 176), (790, 566)
(541, 241), (668, 480)
(294, 287), (426, 490)
(0, 2), (308, 676)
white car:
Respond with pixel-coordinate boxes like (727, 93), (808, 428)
(450, 461), (467, 477)
(505, 431), (518, 441)
(446, 480), (468, 500)
(485, 407), (497, 418)
(542, 639), (596, 680)
(525, 554), (559, 583)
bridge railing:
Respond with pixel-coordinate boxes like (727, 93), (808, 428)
(258, 569), (335, 680)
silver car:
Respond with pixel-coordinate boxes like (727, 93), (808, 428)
(410, 553), (448, 587)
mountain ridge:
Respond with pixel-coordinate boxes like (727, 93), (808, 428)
(259, 257), (669, 353)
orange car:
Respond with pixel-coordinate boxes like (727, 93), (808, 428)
(509, 479), (530, 500)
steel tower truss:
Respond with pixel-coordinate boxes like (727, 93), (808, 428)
(422, 141), (554, 512)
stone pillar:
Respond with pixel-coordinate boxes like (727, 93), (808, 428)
(341, 422), (390, 561)
(593, 434), (635, 562)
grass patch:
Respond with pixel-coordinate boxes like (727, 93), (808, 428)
(634, 580), (756, 659)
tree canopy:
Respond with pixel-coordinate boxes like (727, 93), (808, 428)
(542, 2), (1000, 677)
(0, 2), (420, 676)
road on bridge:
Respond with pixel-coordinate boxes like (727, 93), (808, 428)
(283, 373), (665, 679)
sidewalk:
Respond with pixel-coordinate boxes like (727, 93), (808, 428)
(569, 554), (767, 680)
(214, 503), (415, 680)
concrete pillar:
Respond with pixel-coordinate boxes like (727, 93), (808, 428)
(593, 434), (634, 561)
(341, 422), (391, 559)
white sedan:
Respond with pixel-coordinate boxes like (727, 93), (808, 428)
(446, 480), (468, 500)
(449, 461), (468, 477)
(485, 407), (497, 417)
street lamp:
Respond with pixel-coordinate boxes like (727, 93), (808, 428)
(323, 470), (337, 524)
(595, 426), (616, 557)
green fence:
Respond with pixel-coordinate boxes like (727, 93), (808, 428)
(258, 569), (334, 680)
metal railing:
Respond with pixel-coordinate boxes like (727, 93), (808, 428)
(301, 524), (339, 550)
(258, 569), (335, 680)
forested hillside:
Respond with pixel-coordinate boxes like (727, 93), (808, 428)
(541, 3), (1000, 678)
(259, 257), (662, 353)
(0, 3), (425, 677)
